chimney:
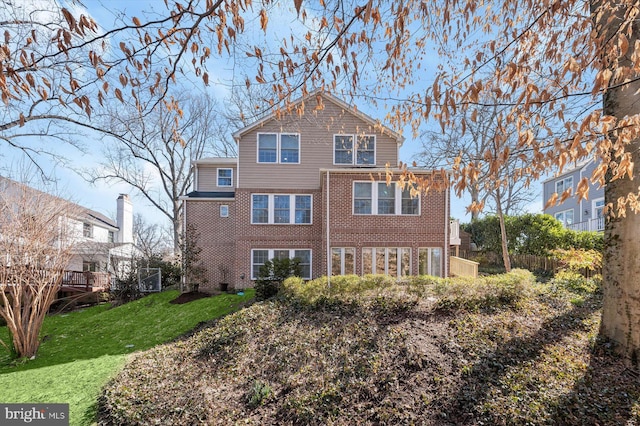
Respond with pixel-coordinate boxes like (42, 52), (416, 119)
(116, 194), (133, 243)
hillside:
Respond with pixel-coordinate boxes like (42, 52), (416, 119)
(99, 272), (640, 425)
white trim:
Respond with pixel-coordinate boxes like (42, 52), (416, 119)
(251, 193), (313, 225)
(250, 248), (312, 279)
(444, 187), (449, 277)
(326, 171), (331, 283)
(216, 168), (233, 187)
(333, 134), (376, 166)
(361, 247), (411, 277)
(256, 132), (301, 164)
(352, 181), (420, 216)
(220, 205), (229, 217)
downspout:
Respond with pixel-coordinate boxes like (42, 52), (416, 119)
(182, 197), (187, 292)
(444, 183), (449, 277)
(326, 170), (331, 288)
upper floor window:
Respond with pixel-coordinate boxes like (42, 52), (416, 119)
(252, 194), (312, 224)
(555, 176), (573, 194)
(334, 135), (375, 165)
(257, 133), (300, 164)
(108, 231), (115, 243)
(220, 205), (229, 217)
(217, 168), (233, 187)
(83, 222), (93, 238)
(353, 182), (420, 215)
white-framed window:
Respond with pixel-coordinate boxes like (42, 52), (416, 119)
(251, 249), (312, 279)
(83, 222), (93, 238)
(220, 205), (229, 217)
(362, 247), (411, 277)
(555, 176), (573, 194)
(331, 247), (355, 275)
(83, 261), (98, 272)
(217, 168), (233, 187)
(555, 209), (574, 226)
(353, 182), (420, 215)
(593, 198), (605, 218)
(257, 133), (300, 164)
(418, 247), (442, 277)
(108, 231), (114, 243)
(334, 134), (376, 165)
(251, 194), (312, 224)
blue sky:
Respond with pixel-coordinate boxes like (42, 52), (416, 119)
(1, 0), (543, 228)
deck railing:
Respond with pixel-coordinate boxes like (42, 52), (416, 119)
(450, 256), (479, 278)
(61, 271), (111, 291)
(568, 217), (605, 232)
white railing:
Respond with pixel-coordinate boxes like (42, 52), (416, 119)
(450, 256), (479, 278)
(568, 217), (604, 232)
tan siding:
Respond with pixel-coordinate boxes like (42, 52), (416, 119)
(197, 164), (237, 191)
(238, 99), (399, 189)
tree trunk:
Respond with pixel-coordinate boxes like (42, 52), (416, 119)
(593, 0), (640, 369)
(495, 189), (511, 272)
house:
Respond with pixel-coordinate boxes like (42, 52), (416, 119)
(0, 176), (138, 280)
(542, 159), (604, 232)
(182, 91), (457, 291)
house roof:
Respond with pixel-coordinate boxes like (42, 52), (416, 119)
(231, 90), (405, 145)
(0, 176), (118, 230)
(542, 158), (595, 184)
(192, 157), (238, 165)
(184, 190), (235, 199)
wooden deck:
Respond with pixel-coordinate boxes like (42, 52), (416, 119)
(59, 271), (112, 293)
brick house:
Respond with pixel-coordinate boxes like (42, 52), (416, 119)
(182, 92), (452, 291)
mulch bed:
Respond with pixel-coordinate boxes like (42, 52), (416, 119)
(169, 291), (212, 304)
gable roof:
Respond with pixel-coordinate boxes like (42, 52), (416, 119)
(0, 176), (118, 229)
(542, 158), (595, 184)
(232, 90), (405, 145)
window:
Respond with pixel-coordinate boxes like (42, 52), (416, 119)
(362, 247), (411, 277)
(555, 209), (574, 226)
(251, 194), (312, 224)
(83, 261), (98, 272)
(217, 168), (233, 187)
(593, 198), (605, 218)
(353, 182), (420, 215)
(220, 205), (229, 217)
(251, 249), (312, 279)
(334, 135), (376, 165)
(108, 231), (115, 243)
(555, 176), (573, 195)
(332, 248), (355, 275)
(83, 222), (93, 238)
(257, 133), (300, 164)
(419, 248), (442, 277)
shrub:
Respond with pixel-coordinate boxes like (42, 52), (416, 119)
(255, 257), (302, 301)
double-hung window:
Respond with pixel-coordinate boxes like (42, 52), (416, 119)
(251, 249), (312, 279)
(334, 135), (375, 165)
(257, 133), (300, 164)
(555, 176), (573, 195)
(554, 209), (574, 226)
(217, 168), (233, 187)
(251, 194), (312, 224)
(353, 182), (420, 215)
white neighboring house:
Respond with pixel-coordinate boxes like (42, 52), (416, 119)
(0, 176), (140, 279)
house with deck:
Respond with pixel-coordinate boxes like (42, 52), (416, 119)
(542, 159), (604, 232)
(0, 176), (138, 293)
(182, 91), (463, 291)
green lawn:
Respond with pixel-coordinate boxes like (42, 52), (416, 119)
(0, 289), (254, 425)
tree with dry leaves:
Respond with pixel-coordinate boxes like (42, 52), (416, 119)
(0, 177), (79, 359)
(3, 0), (640, 364)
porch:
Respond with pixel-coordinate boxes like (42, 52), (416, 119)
(568, 217), (604, 232)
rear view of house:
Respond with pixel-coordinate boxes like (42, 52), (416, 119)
(182, 92), (452, 291)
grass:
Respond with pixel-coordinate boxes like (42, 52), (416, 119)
(0, 289), (254, 425)
(100, 272), (640, 425)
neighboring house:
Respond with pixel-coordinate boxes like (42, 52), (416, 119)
(0, 176), (138, 277)
(182, 91), (456, 291)
(542, 159), (605, 232)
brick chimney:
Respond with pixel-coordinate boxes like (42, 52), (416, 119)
(116, 194), (133, 243)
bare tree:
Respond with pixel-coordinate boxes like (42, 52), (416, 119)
(87, 93), (235, 253)
(133, 213), (170, 260)
(0, 177), (79, 358)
